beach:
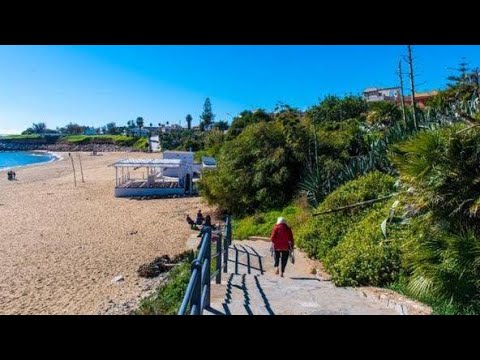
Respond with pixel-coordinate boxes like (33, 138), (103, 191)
(0, 152), (212, 314)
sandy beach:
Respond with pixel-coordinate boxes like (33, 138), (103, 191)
(0, 152), (213, 314)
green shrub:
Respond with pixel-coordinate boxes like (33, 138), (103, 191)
(323, 202), (401, 287)
(400, 216), (480, 309)
(389, 125), (480, 221)
(199, 120), (308, 216)
(112, 136), (138, 147)
(307, 95), (367, 124)
(389, 126), (480, 312)
(232, 204), (310, 240)
(389, 274), (480, 315)
(366, 101), (402, 126)
(297, 171), (396, 259)
(136, 260), (192, 315)
(295, 220), (322, 258)
(194, 149), (212, 163)
(133, 137), (149, 150)
(317, 119), (369, 160)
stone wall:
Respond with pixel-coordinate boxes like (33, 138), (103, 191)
(355, 287), (432, 315)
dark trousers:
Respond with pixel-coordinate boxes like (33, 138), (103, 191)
(274, 251), (289, 273)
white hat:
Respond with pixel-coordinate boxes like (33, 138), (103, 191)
(276, 217), (286, 225)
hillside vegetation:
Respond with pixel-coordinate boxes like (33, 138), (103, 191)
(198, 63), (480, 314)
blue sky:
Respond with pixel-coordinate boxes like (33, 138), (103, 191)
(1, 45), (480, 134)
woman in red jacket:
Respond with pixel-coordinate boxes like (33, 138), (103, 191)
(270, 217), (294, 277)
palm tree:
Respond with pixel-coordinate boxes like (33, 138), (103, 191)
(388, 126), (480, 309)
(135, 117), (144, 137)
(391, 127), (480, 220)
(186, 114), (193, 130)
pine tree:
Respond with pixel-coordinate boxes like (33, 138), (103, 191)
(447, 59), (469, 89)
(200, 97), (215, 131)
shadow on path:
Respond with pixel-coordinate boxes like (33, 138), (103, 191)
(231, 244), (264, 275)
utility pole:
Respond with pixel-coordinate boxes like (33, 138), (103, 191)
(398, 61), (408, 128)
(407, 45), (418, 130)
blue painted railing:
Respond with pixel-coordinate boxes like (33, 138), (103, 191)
(178, 216), (232, 315)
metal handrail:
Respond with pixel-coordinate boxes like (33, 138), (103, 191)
(178, 216), (232, 315)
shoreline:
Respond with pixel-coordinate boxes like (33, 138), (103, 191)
(0, 150), (62, 172)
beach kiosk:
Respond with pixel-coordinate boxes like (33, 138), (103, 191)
(113, 158), (194, 198)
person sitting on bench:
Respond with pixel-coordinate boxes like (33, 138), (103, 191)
(195, 210), (204, 225)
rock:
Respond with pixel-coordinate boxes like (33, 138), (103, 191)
(0, 140), (145, 153)
(137, 255), (171, 278)
(112, 275), (124, 283)
(137, 250), (194, 278)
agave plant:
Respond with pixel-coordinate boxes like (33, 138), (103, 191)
(300, 104), (471, 208)
(299, 162), (341, 207)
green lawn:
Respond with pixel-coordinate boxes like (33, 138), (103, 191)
(61, 135), (144, 148)
(1, 134), (148, 149)
(0, 134), (42, 140)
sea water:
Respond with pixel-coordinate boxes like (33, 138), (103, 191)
(0, 151), (55, 170)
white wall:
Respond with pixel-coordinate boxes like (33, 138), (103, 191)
(162, 151), (194, 177)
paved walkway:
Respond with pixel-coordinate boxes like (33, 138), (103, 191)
(204, 240), (400, 315)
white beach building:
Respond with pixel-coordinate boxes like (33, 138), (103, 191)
(112, 150), (217, 198)
(113, 158), (193, 198)
(162, 151), (194, 177)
